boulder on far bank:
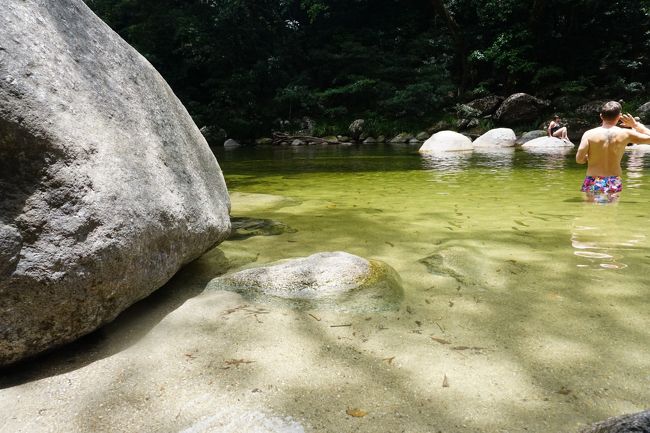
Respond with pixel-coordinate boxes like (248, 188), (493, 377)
(494, 93), (550, 126)
(467, 95), (504, 116)
(637, 102), (650, 124)
(419, 131), (473, 153)
(515, 130), (547, 146)
(349, 119), (365, 141)
(206, 252), (403, 311)
(224, 138), (241, 148)
(0, 0), (231, 366)
(472, 128), (516, 148)
(390, 133), (415, 143)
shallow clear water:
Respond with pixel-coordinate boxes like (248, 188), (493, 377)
(211, 143), (650, 431)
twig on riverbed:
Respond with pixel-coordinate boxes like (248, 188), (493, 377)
(330, 324), (352, 328)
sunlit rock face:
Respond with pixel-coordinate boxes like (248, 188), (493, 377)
(207, 252), (403, 311)
(521, 137), (574, 149)
(0, 0), (230, 366)
(473, 128), (516, 148)
(419, 131), (473, 153)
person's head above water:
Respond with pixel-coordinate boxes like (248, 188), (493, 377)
(600, 101), (622, 122)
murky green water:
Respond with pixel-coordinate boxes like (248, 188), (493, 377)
(212, 143), (650, 431)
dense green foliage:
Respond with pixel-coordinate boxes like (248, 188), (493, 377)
(86, 0), (650, 139)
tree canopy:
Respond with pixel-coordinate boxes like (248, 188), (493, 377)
(86, 0), (650, 139)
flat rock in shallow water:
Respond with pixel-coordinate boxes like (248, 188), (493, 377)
(0, 0), (230, 366)
(206, 252), (403, 311)
(419, 131), (473, 153)
(473, 128), (516, 148)
(521, 136), (574, 149)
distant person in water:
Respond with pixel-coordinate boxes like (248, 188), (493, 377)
(576, 101), (650, 202)
(547, 115), (570, 143)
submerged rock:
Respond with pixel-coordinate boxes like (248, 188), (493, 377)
(579, 410), (650, 433)
(229, 217), (297, 240)
(206, 252), (403, 311)
(0, 0), (230, 366)
(419, 131), (473, 153)
(472, 128), (516, 148)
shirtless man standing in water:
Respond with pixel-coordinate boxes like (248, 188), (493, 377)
(576, 101), (650, 200)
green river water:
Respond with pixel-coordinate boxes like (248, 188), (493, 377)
(212, 143), (650, 432)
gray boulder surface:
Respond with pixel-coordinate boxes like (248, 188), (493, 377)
(579, 410), (650, 433)
(466, 95), (504, 116)
(0, 0), (231, 366)
(389, 133), (415, 143)
(348, 119), (365, 141)
(207, 252), (403, 311)
(419, 131), (473, 153)
(515, 130), (547, 146)
(223, 138), (240, 148)
(637, 102), (650, 124)
(472, 128), (516, 148)
(495, 93), (549, 126)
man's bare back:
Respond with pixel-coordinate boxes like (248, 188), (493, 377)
(576, 108), (650, 177)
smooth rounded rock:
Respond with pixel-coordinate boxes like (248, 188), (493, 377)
(206, 252), (403, 311)
(0, 0), (230, 366)
(579, 410), (650, 433)
(419, 131), (473, 153)
(521, 137), (574, 149)
(473, 128), (516, 148)
(515, 130), (547, 146)
(495, 93), (549, 126)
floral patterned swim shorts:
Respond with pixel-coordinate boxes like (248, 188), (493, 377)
(580, 176), (622, 194)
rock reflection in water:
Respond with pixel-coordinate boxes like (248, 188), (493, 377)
(420, 151), (472, 172)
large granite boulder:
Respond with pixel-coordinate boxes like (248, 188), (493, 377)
(207, 252), (403, 311)
(419, 131), (473, 153)
(348, 119), (365, 141)
(521, 137), (574, 149)
(579, 410), (650, 433)
(494, 93), (549, 126)
(467, 95), (504, 116)
(472, 128), (516, 148)
(0, 0), (231, 366)
(637, 102), (650, 124)
(515, 130), (547, 146)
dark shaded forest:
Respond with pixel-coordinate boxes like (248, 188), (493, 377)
(86, 0), (650, 141)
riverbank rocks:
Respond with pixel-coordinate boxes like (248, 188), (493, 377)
(472, 128), (516, 148)
(495, 93), (549, 126)
(255, 137), (273, 146)
(419, 131), (473, 153)
(637, 102), (650, 124)
(0, 0), (231, 366)
(579, 410), (650, 433)
(348, 119), (365, 141)
(515, 130), (547, 146)
(521, 137), (574, 149)
(390, 133), (415, 143)
(467, 95), (504, 116)
(206, 252), (403, 311)
(224, 138), (241, 148)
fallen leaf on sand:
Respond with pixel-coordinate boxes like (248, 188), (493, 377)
(383, 356), (395, 365)
(346, 408), (367, 417)
(557, 386), (572, 395)
(442, 375), (450, 388)
(431, 337), (451, 345)
(224, 359), (255, 367)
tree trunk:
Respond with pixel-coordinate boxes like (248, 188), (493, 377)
(429, 0), (468, 95)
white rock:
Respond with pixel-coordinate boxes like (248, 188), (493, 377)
(472, 128), (516, 148)
(419, 130), (473, 153)
(521, 137), (574, 149)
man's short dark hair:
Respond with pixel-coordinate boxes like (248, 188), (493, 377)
(601, 101), (622, 121)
